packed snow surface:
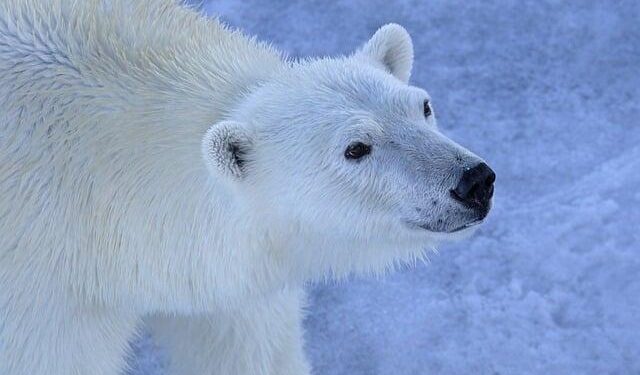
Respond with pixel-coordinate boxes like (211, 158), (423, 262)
(130, 1), (640, 374)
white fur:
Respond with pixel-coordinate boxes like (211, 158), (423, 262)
(0, 1), (487, 374)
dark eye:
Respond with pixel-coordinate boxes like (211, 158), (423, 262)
(345, 142), (371, 160)
(423, 99), (432, 118)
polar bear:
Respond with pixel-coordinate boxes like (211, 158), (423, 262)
(0, 0), (495, 374)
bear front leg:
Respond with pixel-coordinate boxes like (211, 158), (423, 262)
(147, 287), (310, 375)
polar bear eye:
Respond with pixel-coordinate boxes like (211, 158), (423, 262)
(423, 99), (432, 118)
(345, 142), (371, 160)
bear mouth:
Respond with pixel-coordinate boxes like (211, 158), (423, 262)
(447, 219), (484, 233)
(406, 219), (484, 233)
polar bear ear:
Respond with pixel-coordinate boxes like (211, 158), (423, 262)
(357, 23), (414, 84)
(202, 121), (253, 180)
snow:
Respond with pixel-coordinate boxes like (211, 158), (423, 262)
(131, 1), (640, 374)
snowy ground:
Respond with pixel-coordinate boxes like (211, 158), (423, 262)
(130, 1), (640, 374)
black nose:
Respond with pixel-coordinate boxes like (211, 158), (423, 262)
(451, 162), (496, 209)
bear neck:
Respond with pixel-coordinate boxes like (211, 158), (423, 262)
(102, 24), (295, 310)
(2, 1), (295, 312)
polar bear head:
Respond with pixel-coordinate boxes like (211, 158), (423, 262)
(202, 24), (495, 277)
